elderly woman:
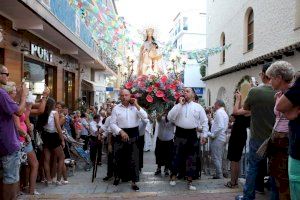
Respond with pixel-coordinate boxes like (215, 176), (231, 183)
(266, 61), (295, 200)
(2, 82), (49, 195)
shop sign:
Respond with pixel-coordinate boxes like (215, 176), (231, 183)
(106, 87), (114, 92)
(193, 87), (204, 95)
(30, 43), (53, 62)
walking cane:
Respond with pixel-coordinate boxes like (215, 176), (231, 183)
(92, 146), (98, 182)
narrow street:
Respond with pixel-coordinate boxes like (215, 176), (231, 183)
(19, 151), (268, 200)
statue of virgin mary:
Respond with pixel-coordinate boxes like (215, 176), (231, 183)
(137, 28), (162, 76)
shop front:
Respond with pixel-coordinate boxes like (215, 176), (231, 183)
(0, 15), (79, 109)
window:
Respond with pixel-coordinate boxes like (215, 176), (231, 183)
(24, 58), (57, 98)
(220, 32), (225, 64)
(247, 9), (254, 50)
(64, 71), (75, 109)
(183, 17), (188, 30)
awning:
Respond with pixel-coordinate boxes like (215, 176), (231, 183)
(81, 79), (105, 92)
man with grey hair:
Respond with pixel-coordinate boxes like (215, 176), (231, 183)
(0, 65), (28, 200)
(206, 99), (229, 179)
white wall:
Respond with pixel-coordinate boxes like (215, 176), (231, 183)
(206, 0), (300, 75)
(205, 52), (300, 113)
(184, 62), (206, 88)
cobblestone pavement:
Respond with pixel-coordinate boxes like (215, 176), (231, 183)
(18, 151), (269, 200)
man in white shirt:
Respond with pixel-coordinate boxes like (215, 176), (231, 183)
(167, 87), (209, 190)
(207, 100), (229, 179)
(110, 89), (147, 191)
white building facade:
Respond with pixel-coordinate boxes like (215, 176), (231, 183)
(204, 0), (300, 112)
(169, 9), (207, 99)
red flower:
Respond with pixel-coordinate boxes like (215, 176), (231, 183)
(125, 82), (133, 89)
(161, 75), (168, 83)
(154, 82), (160, 88)
(163, 96), (169, 102)
(156, 90), (164, 98)
(146, 86), (153, 93)
(146, 94), (153, 103)
(175, 92), (181, 99)
(169, 84), (177, 90)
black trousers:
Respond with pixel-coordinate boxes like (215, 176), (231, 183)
(138, 135), (145, 170)
(171, 126), (199, 179)
(106, 137), (114, 177)
(155, 138), (174, 169)
(89, 136), (102, 164)
(113, 127), (139, 182)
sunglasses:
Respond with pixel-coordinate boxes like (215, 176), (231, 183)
(1, 72), (9, 77)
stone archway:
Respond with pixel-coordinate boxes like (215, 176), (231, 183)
(217, 87), (228, 107)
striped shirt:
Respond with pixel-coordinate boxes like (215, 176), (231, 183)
(274, 92), (289, 134)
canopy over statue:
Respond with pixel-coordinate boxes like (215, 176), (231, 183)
(137, 28), (162, 76)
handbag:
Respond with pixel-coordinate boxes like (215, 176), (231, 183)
(34, 130), (43, 150)
(256, 114), (282, 158)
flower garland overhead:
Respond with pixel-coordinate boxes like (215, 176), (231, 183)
(68, 0), (140, 56)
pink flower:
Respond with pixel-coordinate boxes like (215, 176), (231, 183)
(138, 81), (146, 88)
(125, 82), (133, 89)
(161, 75), (168, 83)
(146, 94), (153, 103)
(146, 86), (153, 93)
(156, 90), (164, 98)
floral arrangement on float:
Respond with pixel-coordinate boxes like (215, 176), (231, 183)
(123, 72), (184, 116)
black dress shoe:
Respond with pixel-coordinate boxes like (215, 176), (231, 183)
(113, 178), (120, 186)
(131, 184), (139, 191)
(164, 170), (169, 176)
(154, 169), (161, 175)
(103, 176), (112, 181)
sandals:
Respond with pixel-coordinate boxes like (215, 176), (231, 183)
(224, 181), (238, 188)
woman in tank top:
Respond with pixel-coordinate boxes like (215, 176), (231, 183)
(38, 97), (65, 185)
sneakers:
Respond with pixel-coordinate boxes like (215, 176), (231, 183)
(131, 184), (139, 191)
(56, 180), (68, 186)
(235, 195), (244, 200)
(188, 184), (197, 191)
(56, 181), (62, 186)
(33, 190), (40, 195)
(61, 180), (69, 185)
(169, 180), (176, 186)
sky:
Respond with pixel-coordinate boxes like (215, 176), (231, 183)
(115, 0), (206, 43)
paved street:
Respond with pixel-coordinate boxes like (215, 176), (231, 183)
(18, 151), (268, 200)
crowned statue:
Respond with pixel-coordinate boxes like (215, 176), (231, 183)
(137, 28), (162, 76)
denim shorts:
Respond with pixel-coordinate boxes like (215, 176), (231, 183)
(23, 142), (34, 153)
(0, 151), (21, 184)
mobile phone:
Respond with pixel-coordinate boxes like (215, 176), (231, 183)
(251, 77), (257, 86)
